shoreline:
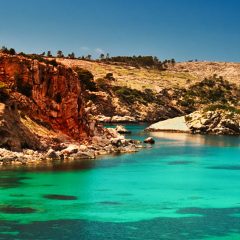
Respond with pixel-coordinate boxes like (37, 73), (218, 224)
(0, 126), (146, 168)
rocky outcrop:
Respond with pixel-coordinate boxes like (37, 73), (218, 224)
(0, 53), (90, 141)
(143, 137), (155, 144)
(0, 127), (142, 166)
(146, 116), (190, 133)
(186, 110), (240, 135)
(115, 125), (131, 134)
(0, 103), (42, 151)
(146, 109), (240, 135)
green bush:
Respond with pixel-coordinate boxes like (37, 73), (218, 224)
(114, 86), (157, 105)
(204, 104), (240, 114)
(1, 46), (16, 55)
(178, 75), (238, 108)
(105, 73), (115, 81)
(96, 78), (108, 90)
(74, 67), (97, 91)
(26, 54), (59, 67)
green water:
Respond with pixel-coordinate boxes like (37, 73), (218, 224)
(0, 124), (240, 240)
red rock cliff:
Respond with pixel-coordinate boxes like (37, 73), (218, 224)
(0, 54), (91, 140)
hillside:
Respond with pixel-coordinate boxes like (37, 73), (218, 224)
(55, 58), (240, 122)
(57, 58), (240, 91)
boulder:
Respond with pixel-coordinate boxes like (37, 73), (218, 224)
(70, 151), (95, 160)
(45, 148), (60, 160)
(146, 116), (190, 133)
(111, 115), (136, 123)
(186, 109), (240, 135)
(144, 137), (155, 144)
(115, 125), (131, 134)
(96, 115), (111, 123)
(92, 136), (111, 147)
(61, 144), (79, 155)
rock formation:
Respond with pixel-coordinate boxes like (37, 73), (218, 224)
(186, 110), (240, 135)
(146, 116), (190, 133)
(0, 53), (91, 142)
(146, 110), (240, 135)
(0, 53), (142, 165)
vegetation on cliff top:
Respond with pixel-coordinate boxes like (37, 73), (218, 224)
(178, 75), (240, 111)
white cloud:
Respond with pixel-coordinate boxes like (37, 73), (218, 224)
(94, 48), (105, 55)
(80, 46), (90, 51)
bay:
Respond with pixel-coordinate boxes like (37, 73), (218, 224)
(0, 124), (240, 240)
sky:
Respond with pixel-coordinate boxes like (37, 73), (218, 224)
(0, 0), (240, 62)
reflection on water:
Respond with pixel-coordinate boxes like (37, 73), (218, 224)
(150, 131), (240, 147)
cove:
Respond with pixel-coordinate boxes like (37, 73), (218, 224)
(0, 124), (240, 240)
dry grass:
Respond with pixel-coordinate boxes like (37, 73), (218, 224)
(57, 58), (240, 92)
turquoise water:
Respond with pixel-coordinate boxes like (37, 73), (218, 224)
(0, 124), (240, 240)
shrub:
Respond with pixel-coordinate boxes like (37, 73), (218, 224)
(0, 46), (16, 55)
(26, 54), (59, 67)
(178, 75), (238, 108)
(114, 86), (157, 105)
(105, 73), (115, 81)
(74, 67), (97, 91)
(96, 78), (108, 90)
(204, 104), (240, 114)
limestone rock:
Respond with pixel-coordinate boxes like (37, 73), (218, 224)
(144, 137), (155, 144)
(186, 110), (240, 135)
(46, 148), (60, 160)
(146, 116), (190, 133)
(0, 103), (42, 151)
(111, 115), (137, 123)
(115, 125), (131, 134)
(61, 144), (79, 155)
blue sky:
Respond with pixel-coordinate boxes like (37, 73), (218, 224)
(0, 0), (239, 62)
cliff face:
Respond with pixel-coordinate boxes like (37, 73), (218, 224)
(0, 54), (91, 141)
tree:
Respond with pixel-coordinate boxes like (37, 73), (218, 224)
(40, 52), (45, 56)
(99, 53), (105, 60)
(57, 50), (64, 58)
(0, 46), (16, 55)
(153, 56), (159, 63)
(68, 52), (75, 59)
(86, 54), (92, 60)
(171, 58), (176, 65)
(1, 46), (8, 53)
(106, 53), (110, 59)
(47, 51), (52, 57)
(9, 48), (16, 55)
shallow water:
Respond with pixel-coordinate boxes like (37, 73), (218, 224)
(0, 124), (240, 240)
